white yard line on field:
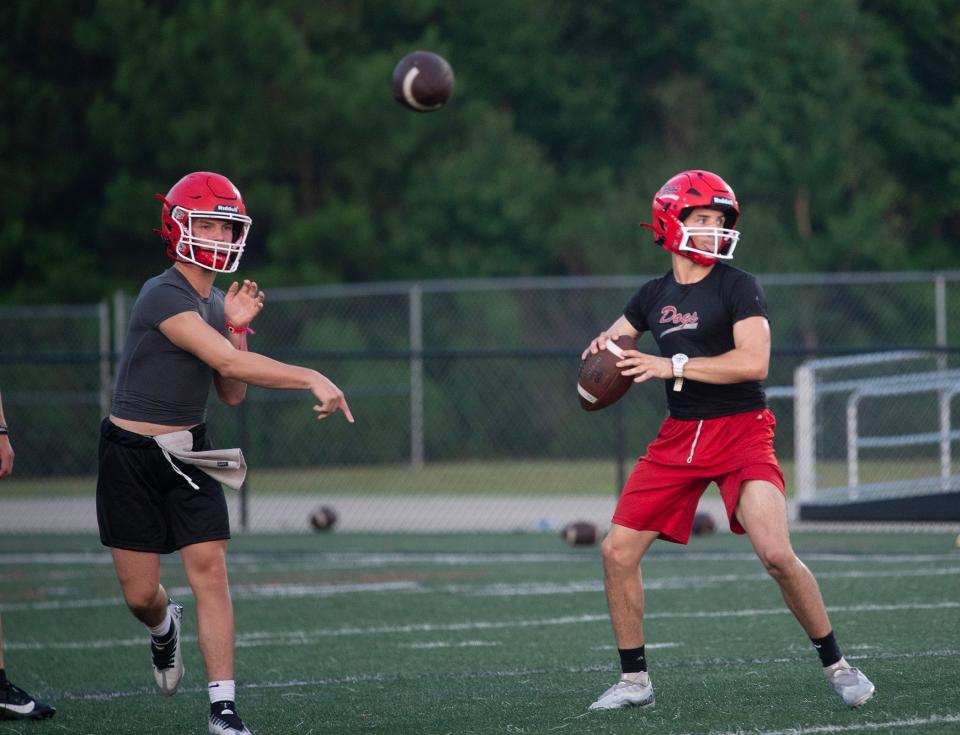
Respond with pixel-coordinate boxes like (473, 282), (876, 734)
(4, 603), (959, 650)
(684, 713), (960, 735)
(46, 652), (960, 705)
(2, 550), (960, 567)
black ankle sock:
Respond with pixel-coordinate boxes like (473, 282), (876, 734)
(811, 631), (842, 667)
(618, 645), (647, 673)
(0, 668), (7, 686)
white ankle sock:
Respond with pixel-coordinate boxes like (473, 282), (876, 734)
(208, 680), (236, 704)
(147, 608), (172, 638)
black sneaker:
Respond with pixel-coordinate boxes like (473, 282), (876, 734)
(151, 599), (185, 695)
(209, 700), (252, 735)
(0, 680), (56, 720)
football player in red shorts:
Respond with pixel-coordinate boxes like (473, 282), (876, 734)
(582, 170), (874, 712)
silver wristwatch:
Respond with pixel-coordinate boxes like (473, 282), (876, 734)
(671, 353), (689, 392)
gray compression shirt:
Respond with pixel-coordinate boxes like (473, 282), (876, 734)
(110, 267), (226, 425)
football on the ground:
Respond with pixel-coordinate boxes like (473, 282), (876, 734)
(562, 521), (599, 546)
(692, 511), (716, 536)
(577, 335), (637, 411)
(392, 51), (455, 112)
(309, 506), (338, 532)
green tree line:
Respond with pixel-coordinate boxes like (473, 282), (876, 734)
(1, 0), (959, 304)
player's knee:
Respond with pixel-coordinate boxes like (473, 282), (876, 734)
(757, 547), (797, 579)
(186, 556), (228, 588)
(122, 585), (160, 615)
(601, 536), (638, 573)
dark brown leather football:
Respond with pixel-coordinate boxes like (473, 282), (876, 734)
(392, 51), (455, 112)
(692, 511), (716, 536)
(562, 521), (598, 546)
(577, 334), (637, 411)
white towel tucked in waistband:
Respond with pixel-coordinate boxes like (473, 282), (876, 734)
(153, 431), (247, 490)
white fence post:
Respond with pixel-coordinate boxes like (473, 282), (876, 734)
(846, 393), (860, 493)
(794, 363), (816, 503)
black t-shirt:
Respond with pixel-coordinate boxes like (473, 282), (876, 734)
(111, 267), (226, 425)
(623, 262), (769, 420)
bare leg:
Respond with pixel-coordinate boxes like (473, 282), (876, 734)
(180, 540), (234, 682)
(111, 549), (167, 627)
(600, 525), (660, 648)
(735, 480), (831, 637)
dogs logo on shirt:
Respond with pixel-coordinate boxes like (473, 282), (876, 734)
(659, 305), (699, 336)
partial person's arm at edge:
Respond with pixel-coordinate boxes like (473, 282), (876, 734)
(159, 311), (354, 422)
(0, 390), (14, 480)
(681, 316), (770, 384)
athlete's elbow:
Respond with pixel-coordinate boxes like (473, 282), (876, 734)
(750, 362), (769, 382)
(214, 354), (244, 380)
(219, 391), (245, 407)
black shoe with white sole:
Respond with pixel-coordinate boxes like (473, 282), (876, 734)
(0, 680), (56, 721)
(209, 700), (252, 735)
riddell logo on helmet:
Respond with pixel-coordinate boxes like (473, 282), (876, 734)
(215, 204), (240, 213)
(712, 196), (734, 207)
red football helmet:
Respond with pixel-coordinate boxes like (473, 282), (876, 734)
(641, 170), (740, 266)
(156, 172), (252, 273)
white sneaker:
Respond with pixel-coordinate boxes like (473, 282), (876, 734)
(824, 659), (875, 708)
(151, 599), (185, 696)
(588, 672), (655, 710)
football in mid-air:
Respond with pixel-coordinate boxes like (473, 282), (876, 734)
(309, 505), (338, 532)
(577, 335), (637, 411)
(392, 50), (454, 112)
(562, 521), (599, 546)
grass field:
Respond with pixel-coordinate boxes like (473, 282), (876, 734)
(0, 457), (948, 498)
(1, 530), (958, 734)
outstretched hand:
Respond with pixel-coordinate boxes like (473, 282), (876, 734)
(224, 279), (265, 330)
(311, 375), (355, 423)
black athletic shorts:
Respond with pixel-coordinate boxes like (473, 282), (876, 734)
(96, 418), (231, 553)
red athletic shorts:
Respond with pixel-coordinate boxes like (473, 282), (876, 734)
(612, 408), (785, 545)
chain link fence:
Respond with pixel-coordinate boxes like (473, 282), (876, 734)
(1, 272), (957, 532)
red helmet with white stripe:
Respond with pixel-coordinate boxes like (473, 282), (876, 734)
(157, 172), (252, 273)
(641, 170), (740, 266)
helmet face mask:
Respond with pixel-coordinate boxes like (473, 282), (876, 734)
(642, 170), (740, 266)
(158, 172), (252, 274)
(677, 223), (740, 263)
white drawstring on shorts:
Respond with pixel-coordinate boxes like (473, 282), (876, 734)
(159, 447), (201, 490)
(686, 420), (704, 464)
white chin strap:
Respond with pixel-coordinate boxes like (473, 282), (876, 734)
(678, 225), (740, 260)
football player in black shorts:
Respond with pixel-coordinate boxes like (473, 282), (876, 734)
(97, 172), (354, 735)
